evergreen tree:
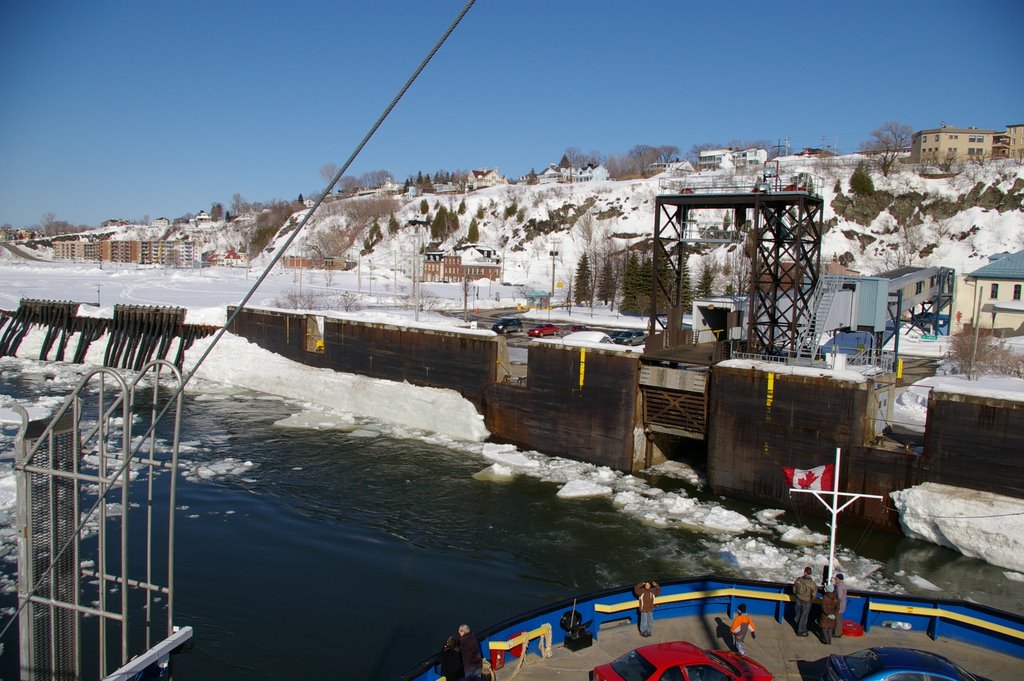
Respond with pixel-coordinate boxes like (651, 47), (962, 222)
(620, 252), (643, 314)
(597, 256), (617, 307)
(573, 252), (593, 306)
(430, 205), (448, 240)
(558, 154), (571, 169)
(475, 205), (485, 220)
(637, 255), (654, 314)
(387, 214), (400, 235)
(850, 162), (875, 196)
(419, 198), (429, 214)
(679, 249), (693, 311)
(458, 199), (467, 215)
(697, 257), (715, 298)
(467, 217), (479, 243)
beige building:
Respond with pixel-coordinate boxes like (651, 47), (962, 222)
(910, 124), (997, 164)
(952, 250), (1024, 337)
(992, 123), (1024, 160)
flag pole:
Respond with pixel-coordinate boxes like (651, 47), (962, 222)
(790, 447), (883, 582)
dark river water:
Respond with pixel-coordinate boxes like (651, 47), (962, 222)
(1, 359), (1021, 680)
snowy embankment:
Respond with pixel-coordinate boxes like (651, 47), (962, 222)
(3, 323), (489, 442)
(183, 333), (489, 441)
(891, 483), (1024, 573)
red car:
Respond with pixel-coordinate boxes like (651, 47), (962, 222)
(592, 641), (773, 681)
(527, 323), (560, 337)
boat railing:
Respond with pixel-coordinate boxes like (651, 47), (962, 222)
(389, 575), (1024, 681)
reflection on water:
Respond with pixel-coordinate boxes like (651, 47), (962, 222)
(1, 362), (1021, 680)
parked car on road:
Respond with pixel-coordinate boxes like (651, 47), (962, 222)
(592, 640), (773, 681)
(821, 647), (993, 681)
(565, 324), (589, 333)
(527, 323), (560, 337)
(561, 331), (614, 345)
(609, 329), (646, 346)
(491, 318), (523, 334)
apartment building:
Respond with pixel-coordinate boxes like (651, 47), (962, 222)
(992, 123), (1024, 160)
(910, 124), (998, 163)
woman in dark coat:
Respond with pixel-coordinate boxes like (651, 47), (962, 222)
(819, 583), (840, 644)
(438, 635), (464, 680)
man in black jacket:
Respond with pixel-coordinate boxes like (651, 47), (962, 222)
(458, 624), (483, 680)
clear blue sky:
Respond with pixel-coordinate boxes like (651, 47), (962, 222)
(2, 0), (1021, 228)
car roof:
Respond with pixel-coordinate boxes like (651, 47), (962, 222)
(636, 641), (708, 667)
(867, 648), (957, 672)
(562, 331), (612, 344)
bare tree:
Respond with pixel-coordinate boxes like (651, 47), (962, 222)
(360, 169), (392, 189)
(860, 121), (913, 176)
(320, 163), (339, 183)
(938, 149), (959, 173)
(307, 224), (362, 262)
(878, 216), (924, 269)
(339, 176), (362, 194)
(655, 145), (681, 164)
(40, 212), (56, 234)
(946, 329), (1023, 380)
(968, 149), (989, 167)
(231, 193), (250, 216)
(723, 244), (752, 295)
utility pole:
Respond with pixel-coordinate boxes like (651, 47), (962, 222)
(549, 245), (559, 321)
(408, 220), (429, 322)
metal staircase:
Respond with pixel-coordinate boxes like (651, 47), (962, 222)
(794, 274), (843, 363)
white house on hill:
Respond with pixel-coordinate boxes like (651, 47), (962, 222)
(466, 168), (508, 191)
(698, 148), (768, 171)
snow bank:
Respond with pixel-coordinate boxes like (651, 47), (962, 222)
(717, 359), (870, 383)
(891, 482), (1024, 572)
(183, 333), (490, 442)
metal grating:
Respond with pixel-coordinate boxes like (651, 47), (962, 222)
(13, 361), (186, 680)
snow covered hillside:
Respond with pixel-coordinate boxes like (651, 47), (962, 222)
(12, 156), (1024, 296)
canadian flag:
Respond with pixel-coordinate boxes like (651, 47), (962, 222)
(783, 464), (835, 491)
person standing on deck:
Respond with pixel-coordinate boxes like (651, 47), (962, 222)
(833, 573), (848, 638)
(458, 624), (482, 680)
(439, 635), (464, 681)
(819, 583), (840, 644)
(729, 603), (756, 655)
(634, 580), (661, 638)
(792, 566), (817, 637)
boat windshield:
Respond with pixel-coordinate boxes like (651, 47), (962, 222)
(610, 649), (657, 681)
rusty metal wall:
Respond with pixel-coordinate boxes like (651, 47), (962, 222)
(923, 391), (1024, 498)
(706, 365), (899, 526)
(485, 345), (640, 471)
(228, 307), (498, 409)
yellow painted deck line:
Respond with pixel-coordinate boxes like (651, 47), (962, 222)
(595, 587), (790, 614)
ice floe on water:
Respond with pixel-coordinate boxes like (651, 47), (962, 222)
(435, 438), (895, 590)
(557, 479), (613, 498)
(180, 457), (256, 483)
(273, 407), (357, 431)
(907, 574), (942, 591)
(891, 482), (1024, 573)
